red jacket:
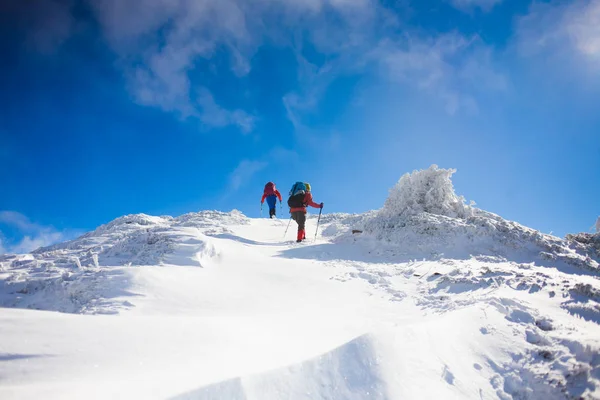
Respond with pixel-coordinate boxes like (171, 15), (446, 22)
(261, 189), (282, 203)
(290, 192), (321, 213)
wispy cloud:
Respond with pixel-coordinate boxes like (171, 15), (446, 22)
(89, 0), (259, 129)
(284, 26), (506, 123)
(228, 160), (268, 191)
(0, 211), (41, 232)
(227, 147), (298, 192)
(197, 89), (255, 133)
(0, 211), (80, 254)
(89, 0), (378, 132)
(567, 1), (600, 59)
(516, 0), (600, 66)
(23, 0), (509, 131)
(375, 33), (507, 114)
(278, 2), (508, 131)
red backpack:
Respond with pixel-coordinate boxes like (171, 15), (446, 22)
(264, 182), (276, 196)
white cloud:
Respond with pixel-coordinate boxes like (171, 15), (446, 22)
(228, 160), (268, 191)
(280, 8), (506, 126)
(516, 0), (600, 64)
(370, 33), (506, 115)
(376, 34), (466, 89)
(227, 147), (297, 192)
(0, 211), (79, 254)
(88, 0), (367, 131)
(197, 89), (255, 133)
(16, 0), (512, 130)
(567, 1), (600, 58)
(8, 233), (66, 254)
(0, 211), (40, 232)
(89, 0), (378, 131)
(90, 0), (257, 128)
(22, 0), (507, 130)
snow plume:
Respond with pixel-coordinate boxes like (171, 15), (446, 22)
(380, 164), (472, 220)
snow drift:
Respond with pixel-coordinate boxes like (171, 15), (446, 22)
(173, 334), (386, 400)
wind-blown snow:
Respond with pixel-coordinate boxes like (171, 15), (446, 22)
(1, 167), (599, 399)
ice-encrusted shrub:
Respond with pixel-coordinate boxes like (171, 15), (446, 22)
(351, 166), (600, 271)
(360, 165), (474, 247)
(380, 165), (472, 220)
(566, 232), (600, 259)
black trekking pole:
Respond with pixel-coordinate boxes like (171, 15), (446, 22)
(314, 206), (323, 241)
(284, 216), (292, 238)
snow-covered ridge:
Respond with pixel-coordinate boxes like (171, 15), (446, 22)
(324, 165), (599, 277)
(0, 210), (247, 313)
(1, 166), (600, 399)
(1, 167), (598, 315)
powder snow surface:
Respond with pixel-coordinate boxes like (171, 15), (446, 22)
(1, 168), (599, 399)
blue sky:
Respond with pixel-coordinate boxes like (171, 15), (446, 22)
(1, 0), (599, 253)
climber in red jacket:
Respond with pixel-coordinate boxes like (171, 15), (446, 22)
(261, 182), (283, 218)
(287, 182), (323, 242)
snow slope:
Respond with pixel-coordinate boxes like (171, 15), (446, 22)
(1, 167), (600, 399)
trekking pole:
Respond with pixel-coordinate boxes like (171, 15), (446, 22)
(260, 204), (263, 217)
(284, 216), (292, 238)
(314, 206), (323, 241)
